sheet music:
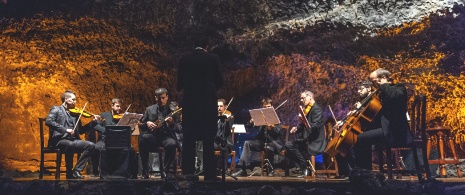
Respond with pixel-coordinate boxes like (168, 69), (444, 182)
(117, 113), (143, 130)
(232, 124), (246, 133)
(249, 107), (280, 126)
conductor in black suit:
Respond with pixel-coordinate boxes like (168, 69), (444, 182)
(283, 90), (326, 177)
(177, 39), (223, 181)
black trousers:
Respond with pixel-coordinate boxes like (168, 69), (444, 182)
(56, 139), (95, 176)
(353, 128), (385, 170)
(139, 133), (177, 175)
(283, 140), (308, 170)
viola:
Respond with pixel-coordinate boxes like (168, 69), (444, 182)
(68, 108), (105, 121)
(150, 108), (182, 132)
(113, 113), (124, 120)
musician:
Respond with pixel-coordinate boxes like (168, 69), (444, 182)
(335, 80), (381, 178)
(215, 98), (234, 152)
(353, 68), (413, 170)
(45, 90), (96, 179)
(177, 37), (223, 181)
(233, 98), (283, 177)
(138, 88), (181, 179)
(91, 98), (138, 178)
(284, 90), (326, 177)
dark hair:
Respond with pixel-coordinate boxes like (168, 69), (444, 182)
(358, 80), (372, 88)
(218, 98), (226, 105)
(61, 90), (75, 102)
(261, 98), (273, 106)
(111, 98), (123, 105)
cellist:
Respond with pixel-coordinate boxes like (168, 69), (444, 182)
(353, 68), (412, 170)
(334, 80), (382, 178)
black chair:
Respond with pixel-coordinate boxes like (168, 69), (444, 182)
(39, 118), (80, 180)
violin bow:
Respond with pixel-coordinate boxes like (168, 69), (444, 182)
(224, 97), (234, 111)
(328, 105), (337, 122)
(116, 104), (132, 126)
(274, 99), (288, 110)
(72, 102), (88, 133)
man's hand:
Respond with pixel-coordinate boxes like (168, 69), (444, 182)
(147, 121), (157, 131)
(165, 117), (174, 125)
(290, 127), (297, 134)
(66, 128), (75, 136)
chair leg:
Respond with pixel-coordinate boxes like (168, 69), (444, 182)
(39, 151), (44, 179)
(394, 149), (402, 179)
(412, 146), (424, 182)
(230, 152), (236, 173)
(260, 151), (265, 176)
(448, 138), (462, 178)
(56, 151), (62, 180)
(386, 148), (393, 179)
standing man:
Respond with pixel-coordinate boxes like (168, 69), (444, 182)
(138, 88), (181, 179)
(283, 90), (326, 177)
(45, 90), (96, 179)
(353, 68), (413, 170)
(177, 38), (223, 181)
(233, 98), (283, 177)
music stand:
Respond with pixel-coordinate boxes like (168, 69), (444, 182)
(116, 113), (143, 130)
(248, 107), (280, 177)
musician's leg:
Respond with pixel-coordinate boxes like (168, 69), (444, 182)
(354, 128), (384, 170)
(73, 140), (95, 173)
(203, 138), (216, 181)
(139, 133), (157, 177)
(182, 137), (196, 175)
(161, 136), (177, 171)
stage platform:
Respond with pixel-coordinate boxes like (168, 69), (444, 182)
(4, 171), (465, 195)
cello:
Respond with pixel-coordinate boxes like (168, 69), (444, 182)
(325, 89), (382, 157)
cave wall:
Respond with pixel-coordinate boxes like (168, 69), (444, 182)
(1, 0), (465, 171)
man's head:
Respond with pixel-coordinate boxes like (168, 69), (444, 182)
(370, 68), (391, 86)
(218, 98), (226, 114)
(358, 80), (373, 99)
(61, 90), (76, 108)
(111, 98), (123, 114)
(155, 88), (169, 107)
(261, 98), (273, 108)
(300, 90), (315, 107)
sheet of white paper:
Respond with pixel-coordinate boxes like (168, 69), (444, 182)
(232, 124), (246, 133)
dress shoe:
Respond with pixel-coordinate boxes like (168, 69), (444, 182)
(334, 175), (348, 180)
(68, 170), (84, 179)
(267, 170), (275, 177)
(142, 173), (150, 179)
(232, 169), (248, 177)
(297, 169), (309, 178)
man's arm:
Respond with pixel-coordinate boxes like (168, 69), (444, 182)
(45, 106), (67, 134)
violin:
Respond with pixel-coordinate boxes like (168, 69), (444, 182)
(219, 110), (234, 121)
(68, 108), (104, 121)
(113, 113), (124, 120)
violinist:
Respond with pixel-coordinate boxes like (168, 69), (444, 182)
(353, 68), (412, 170)
(45, 90), (96, 179)
(91, 98), (138, 178)
(215, 98), (234, 152)
(233, 98), (283, 177)
(138, 88), (181, 179)
(283, 90), (326, 177)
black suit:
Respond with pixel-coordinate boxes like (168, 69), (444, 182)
(177, 48), (223, 180)
(92, 111), (138, 177)
(354, 83), (413, 170)
(45, 105), (95, 177)
(139, 104), (181, 176)
(284, 103), (326, 170)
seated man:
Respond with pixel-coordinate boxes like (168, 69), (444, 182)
(214, 98), (234, 171)
(233, 98), (283, 177)
(283, 90), (326, 177)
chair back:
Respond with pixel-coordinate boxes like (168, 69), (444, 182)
(281, 125), (290, 143)
(323, 118), (337, 142)
(39, 118), (47, 150)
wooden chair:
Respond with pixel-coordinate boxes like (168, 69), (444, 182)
(378, 94), (430, 182)
(39, 118), (80, 180)
(314, 118), (339, 178)
(215, 127), (236, 173)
